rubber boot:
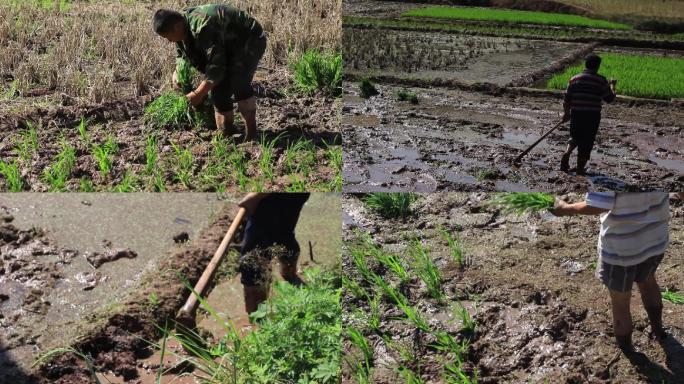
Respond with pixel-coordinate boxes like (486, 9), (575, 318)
(280, 261), (306, 287)
(560, 153), (571, 172)
(576, 156), (589, 175)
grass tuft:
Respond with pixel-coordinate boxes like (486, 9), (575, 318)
(0, 160), (23, 192)
(362, 193), (417, 219)
(359, 77), (379, 98)
(291, 49), (343, 97)
(396, 89), (418, 104)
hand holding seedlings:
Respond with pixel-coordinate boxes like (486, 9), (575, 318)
(172, 70), (181, 91)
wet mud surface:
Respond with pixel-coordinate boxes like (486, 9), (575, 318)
(0, 194), (229, 383)
(342, 193), (684, 383)
(0, 69), (341, 192)
(343, 83), (683, 192)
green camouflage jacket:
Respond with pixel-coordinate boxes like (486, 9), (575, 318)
(175, 4), (262, 85)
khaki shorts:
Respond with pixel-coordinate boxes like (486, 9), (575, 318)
(597, 254), (663, 292)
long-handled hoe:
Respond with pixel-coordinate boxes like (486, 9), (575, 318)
(174, 207), (247, 349)
(512, 119), (565, 165)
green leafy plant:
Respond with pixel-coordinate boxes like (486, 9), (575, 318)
(291, 49), (342, 96)
(359, 77), (379, 98)
(0, 160), (23, 192)
(488, 193), (555, 215)
(362, 192), (417, 219)
(396, 89), (418, 104)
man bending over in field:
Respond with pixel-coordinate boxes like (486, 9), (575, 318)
(237, 193), (309, 316)
(552, 192), (680, 352)
(560, 54), (617, 175)
(153, 5), (266, 141)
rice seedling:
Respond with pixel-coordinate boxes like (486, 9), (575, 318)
(453, 303), (476, 336)
(367, 291), (382, 331)
(399, 366), (425, 384)
(373, 274), (431, 332)
(143, 91), (212, 129)
(487, 193), (555, 215)
(396, 89), (418, 104)
(662, 288), (684, 304)
(347, 327), (373, 370)
(350, 240), (375, 284)
(359, 77), (379, 98)
(79, 178), (94, 192)
(343, 275), (367, 300)
(170, 142), (193, 189)
(144, 134), (158, 176)
(291, 49), (343, 96)
(408, 239), (444, 303)
(14, 122), (39, 163)
(91, 135), (117, 177)
(42, 140), (76, 191)
(373, 250), (410, 284)
(284, 138), (317, 177)
(440, 226), (464, 268)
(444, 359), (477, 384)
(362, 192), (417, 219)
(547, 53), (684, 100)
(0, 160), (23, 192)
(33, 347), (102, 384)
(286, 175), (308, 192)
(402, 6), (631, 30)
(259, 135), (279, 182)
(175, 57), (196, 92)
(112, 170), (136, 192)
(77, 117), (89, 144)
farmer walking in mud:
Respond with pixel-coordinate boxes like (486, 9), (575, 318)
(237, 193), (309, 316)
(153, 4), (266, 141)
(560, 54), (617, 175)
(553, 192), (681, 352)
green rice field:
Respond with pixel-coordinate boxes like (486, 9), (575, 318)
(402, 6), (631, 30)
(547, 53), (684, 100)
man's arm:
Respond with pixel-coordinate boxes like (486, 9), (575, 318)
(562, 81), (573, 122)
(238, 193), (270, 216)
(552, 199), (609, 217)
(603, 79), (617, 103)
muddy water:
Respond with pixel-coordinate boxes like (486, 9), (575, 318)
(344, 28), (580, 86)
(0, 194), (229, 381)
(343, 83), (683, 192)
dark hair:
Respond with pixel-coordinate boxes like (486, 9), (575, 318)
(585, 54), (601, 70)
(153, 9), (185, 34)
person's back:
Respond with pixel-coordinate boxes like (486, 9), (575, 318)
(566, 69), (616, 113)
(589, 192), (670, 267)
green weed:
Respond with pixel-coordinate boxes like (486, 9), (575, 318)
(0, 160), (23, 192)
(359, 77), (379, 98)
(362, 192), (417, 219)
(396, 89), (418, 104)
(291, 49), (343, 96)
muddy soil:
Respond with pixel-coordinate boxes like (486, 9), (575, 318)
(0, 69), (341, 192)
(342, 193), (684, 383)
(0, 194), (228, 383)
(344, 28), (583, 85)
(343, 83), (683, 192)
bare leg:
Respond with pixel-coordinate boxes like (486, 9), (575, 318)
(243, 285), (269, 315)
(560, 142), (576, 172)
(280, 259), (305, 286)
(215, 109), (235, 137)
(609, 288), (634, 351)
(238, 96), (257, 142)
(637, 274), (665, 340)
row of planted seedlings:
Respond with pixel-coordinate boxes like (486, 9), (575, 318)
(343, 193), (478, 384)
(0, 50), (343, 192)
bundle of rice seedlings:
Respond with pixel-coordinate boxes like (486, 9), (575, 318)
(144, 92), (213, 130)
(487, 192), (555, 215)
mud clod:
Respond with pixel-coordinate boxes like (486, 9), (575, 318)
(86, 249), (138, 268)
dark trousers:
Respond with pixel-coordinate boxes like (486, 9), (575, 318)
(569, 110), (601, 159)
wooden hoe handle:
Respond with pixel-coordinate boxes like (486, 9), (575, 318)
(514, 120), (565, 163)
(178, 207), (247, 319)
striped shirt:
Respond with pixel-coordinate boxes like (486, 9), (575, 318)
(586, 192), (670, 267)
(564, 69), (616, 112)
